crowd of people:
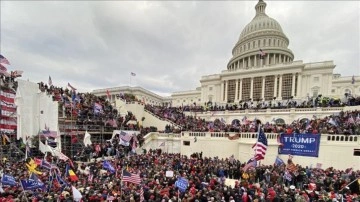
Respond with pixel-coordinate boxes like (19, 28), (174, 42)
(144, 102), (360, 135)
(0, 148), (359, 201)
(38, 82), (139, 132)
(0, 77), (359, 201)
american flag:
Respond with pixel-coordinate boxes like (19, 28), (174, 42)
(131, 72), (136, 76)
(88, 174), (93, 182)
(242, 157), (257, 171)
(351, 75), (355, 84)
(120, 131), (132, 142)
(252, 129), (268, 160)
(67, 82), (77, 91)
(0, 89), (16, 132)
(0, 54), (10, 65)
(11, 70), (23, 77)
(259, 49), (266, 59)
(122, 170), (141, 184)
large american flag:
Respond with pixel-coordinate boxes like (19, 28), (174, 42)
(252, 129), (268, 160)
(0, 89), (16, 132)
(0, 54), (10, 65)
(122, 170), (141, 184)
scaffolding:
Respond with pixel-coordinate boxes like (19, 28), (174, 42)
(58, 117), (113, 158)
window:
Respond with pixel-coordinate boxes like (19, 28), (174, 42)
(209, 87), (213, 91)
(312, 89), (319, 97)
(354, 149), (360, 156)
(183, 141), (190, 146)
(313, 77), (319, 82)
(331, 89), (336, 93)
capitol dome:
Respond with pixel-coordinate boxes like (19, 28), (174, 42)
(227, 0), (294, 70)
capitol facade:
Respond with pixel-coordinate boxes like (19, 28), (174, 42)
(93, 0), (359, 107)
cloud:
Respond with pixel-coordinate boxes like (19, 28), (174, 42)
(1, 1), (359, 96)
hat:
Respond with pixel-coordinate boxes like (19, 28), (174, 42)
(290, 185), (295, 190)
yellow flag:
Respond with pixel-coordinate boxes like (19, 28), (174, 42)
(26, 159), (42, 175)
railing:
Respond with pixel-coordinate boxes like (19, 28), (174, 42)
(181, 132), (359, 143)
(192, 107), (347, 115)
(143, 108), (181, 128)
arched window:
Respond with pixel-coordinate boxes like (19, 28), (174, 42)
(275, 118), (285, 125)
(344, 89), (352, 95)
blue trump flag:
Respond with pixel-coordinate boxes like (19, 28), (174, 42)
(274, 156), (285, 166)
(103, 161), (115, 173)
(175, 177), (189, 192)
(278, 133), (321, 157)
(1, 174), (17, 186)
(20, 179), (45, 191)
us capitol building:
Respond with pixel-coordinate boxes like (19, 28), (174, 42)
(93, 0), (359, 107)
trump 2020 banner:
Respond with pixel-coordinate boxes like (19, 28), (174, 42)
(278, 133), (321, 157)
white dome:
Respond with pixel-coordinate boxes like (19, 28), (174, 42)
(239, 15), (284, 42)
(227, 0), (294, 70)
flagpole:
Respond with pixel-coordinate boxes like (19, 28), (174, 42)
(19, 180), (29, 202)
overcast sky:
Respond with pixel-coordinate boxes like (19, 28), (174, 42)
(1, 1), (359, 96)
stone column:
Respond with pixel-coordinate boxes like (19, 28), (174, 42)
(261, 76), (266, 100)
(235, 79), (239, 101)
(242, 58), (245, 69)
(291, 73), (296, 97)
(266, 54), (270, 65)
(225, 80), (228, 102)
(239, 79), (243, 101)
(250, 77), (254, 99)
(278, 75), (283, 99)
(274, 75), (278, 98)
(221, 82), (224, 101)
(254, 55), (257, 67)
(296, 73), (302, 98)
(237, 60), (239, 69)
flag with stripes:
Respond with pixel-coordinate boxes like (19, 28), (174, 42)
(131, 72), (136, 76)
(88, 174), (93, 182)
(0, 54), (10, 65)
(259, 49), (266, 59)
(0, 89), (16, 132)
(242, 157), (257, 171)
(67, 82), (77, 91)
(11, 70), (23, 77)
(122, 170), (141, 184)
(252, 129), (268, 160)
